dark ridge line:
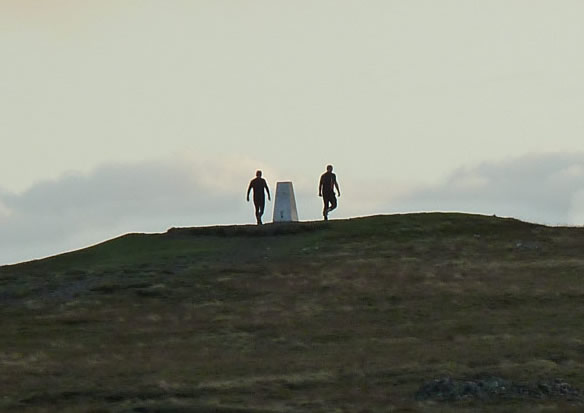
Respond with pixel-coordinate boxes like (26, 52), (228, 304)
(166, 220), (331, 238)
(1, 212), (574, 270)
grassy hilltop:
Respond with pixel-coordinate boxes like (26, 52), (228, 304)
(2, 213), (584, 412)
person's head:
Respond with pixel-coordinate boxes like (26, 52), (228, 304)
(326, 165), (333, 172)
(256, 170), (262, 177)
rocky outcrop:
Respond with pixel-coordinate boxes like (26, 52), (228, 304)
(415, 376), (582, 402)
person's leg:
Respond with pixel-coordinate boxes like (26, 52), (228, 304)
(328, 194), (337, 213)
(254, 197), (265, 224)
(258, 200), (265, 224)
(253, 201), (260, 224)
(323, 195), (331, 220)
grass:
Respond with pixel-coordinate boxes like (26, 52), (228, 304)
(1, 212), (584, 412)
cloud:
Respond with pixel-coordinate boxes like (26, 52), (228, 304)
(0, 157), (268, 265)
(4, 152), (584, 266)
(389, 152), (584, 226)
(0, 155), (388, 265)
(1, 155), (370, 265)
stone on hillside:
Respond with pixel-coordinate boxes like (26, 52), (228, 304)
(415, 376), (582, 402)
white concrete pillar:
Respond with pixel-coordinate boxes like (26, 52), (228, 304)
(272, 181), (299, 222)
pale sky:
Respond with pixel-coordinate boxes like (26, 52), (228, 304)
(1, 1), (584, 264)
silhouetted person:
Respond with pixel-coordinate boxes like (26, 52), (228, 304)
(319, 164), (341, 220)
(247, 170), (271, 225)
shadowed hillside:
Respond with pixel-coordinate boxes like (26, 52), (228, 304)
(2, 213), (584, 412)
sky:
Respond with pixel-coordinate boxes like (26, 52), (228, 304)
(1, 1), (584, 264)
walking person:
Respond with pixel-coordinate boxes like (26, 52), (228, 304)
(319, 164), (341, 221)
(247, 170), (271, 225)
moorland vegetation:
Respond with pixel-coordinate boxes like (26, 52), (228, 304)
(2, 213), (584, 412)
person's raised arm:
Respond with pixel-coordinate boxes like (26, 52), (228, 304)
(264, 180), (271, 201)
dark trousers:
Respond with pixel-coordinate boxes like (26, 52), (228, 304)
(254, 196), (265, 220)
(323, 192), (337, 214)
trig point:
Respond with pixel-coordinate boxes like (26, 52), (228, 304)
(272, 182), (299, 222)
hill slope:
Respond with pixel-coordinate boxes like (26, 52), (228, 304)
(1, 213), (584, 412)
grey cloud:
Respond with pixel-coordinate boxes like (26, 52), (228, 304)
(4, 152), (584, 265)
(390, 153), (584, 225)
(0, 160), (249, 265)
